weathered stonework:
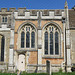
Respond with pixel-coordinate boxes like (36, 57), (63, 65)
(0, 1), (74, 73)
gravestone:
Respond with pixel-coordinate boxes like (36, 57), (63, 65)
(46, 60), (51, 75)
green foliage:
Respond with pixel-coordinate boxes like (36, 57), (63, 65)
(0, 70), (2, 73)
(21, 73), (49, 75)
(52, 72), (75, 75)
(0, 73), (17, 75)
(0, 72), (75, 75)
(59, 68), (63, 73)
(15, 69), (19, 73)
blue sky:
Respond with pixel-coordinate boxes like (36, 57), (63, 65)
(0, 0), (75, 9)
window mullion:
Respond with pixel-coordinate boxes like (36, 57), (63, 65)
(54, 30), (55, 55)
(48, 31), (50, 55)
(30, 32), (31, 48)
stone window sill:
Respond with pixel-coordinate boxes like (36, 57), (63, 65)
(42, 55), (63, 59)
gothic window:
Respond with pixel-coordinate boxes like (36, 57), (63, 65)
(45, 32), (48, 54)
(26, 32), (30, 48)
(21, 32), (25, 48)
(55, 32), (59, 55)
(1, 36), (5, 61)
(31, 32), (35, 48)
(44, 25), (60, 55)
(20, 24), (36, 49)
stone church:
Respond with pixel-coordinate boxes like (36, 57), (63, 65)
(0, 1), (75, 73)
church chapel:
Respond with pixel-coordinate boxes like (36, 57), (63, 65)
(0, 1), (75, 72)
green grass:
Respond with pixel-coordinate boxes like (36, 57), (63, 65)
(21, 73), (49, 75)
(52, 72), (75, 75)
(0, 72), (75, 75)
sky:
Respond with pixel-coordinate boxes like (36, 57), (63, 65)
(0, 0), (75, 10)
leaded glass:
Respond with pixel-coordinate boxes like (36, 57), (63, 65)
(21, 32), (25, 48)
(26, 32), (30, 48)
(50, 32), (53, 55)
(31, 32), (35, 48)
(55, 32), (59, 54)
(45, 32), (48, 54)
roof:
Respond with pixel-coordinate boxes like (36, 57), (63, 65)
(69, 9), (75, 27)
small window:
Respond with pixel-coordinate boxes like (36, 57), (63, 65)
(2, 16), (7, 23)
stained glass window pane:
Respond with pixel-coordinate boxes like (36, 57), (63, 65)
(1, 36), (5, 61)
(55, 32), (59, 55)
(31, 32), (35, 48)
(50, 32), (53, 55)
(45, 32), (48, 54)
(26, 32), (30, 48)
(21, 32), (25, 48)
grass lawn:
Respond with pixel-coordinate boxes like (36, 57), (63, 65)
(52, 72), (75, 75)
(0, 72), (75, 75)
(21, 73), (49, 75)
(0, 73), (17, 75)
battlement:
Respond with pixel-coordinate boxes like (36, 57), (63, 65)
(0, 8), (64, 17)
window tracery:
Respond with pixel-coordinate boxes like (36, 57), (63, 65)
(44, 24), (60, 55)
(19, 24), (36, 49)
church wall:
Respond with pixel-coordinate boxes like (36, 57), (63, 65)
(15, 20), (38, 33)
(14, 33), (18, 50)
(0, 31), (10, 63)
(70, 29), (75, 64)
(42, 58), (64, 64)
(41, 20), (63, 30)
(28, 51), (38, 64)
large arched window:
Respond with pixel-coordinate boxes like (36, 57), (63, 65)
(26, 32), (30, 48)
(1, 36), (5, 61)
(45, 32), (48, 54)
(19, 24), (36, 49)
(44, 25), (60, 55)
(31, 32), (35, 48)
(21, 32), (25, 48)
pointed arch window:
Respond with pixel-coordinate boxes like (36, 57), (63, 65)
(1, 36), (5, 61)
(21, 32), (25, 48)
(44, 25), (60, 56)
(20, 25), (36, 49)
(31, 32), (35, 48)
(45, 32), (48, 54)
(26, 32), (30, 48)
(55, 32), (59, 55)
